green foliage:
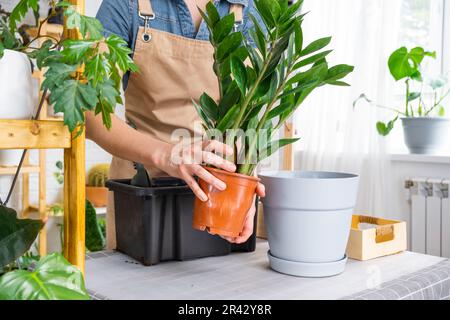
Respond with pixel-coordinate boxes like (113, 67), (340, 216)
(196, 0), (353, 175)
(0, 205), (43, 269)
(0, 253), (90, 300)
(87, 163), (109, 187)
(85, 200), (105, 252)
(0, 1), (138, 132)
(354, 46), (449, 136)
(8, 0), (38, 32)
(388, 47), (435, 81)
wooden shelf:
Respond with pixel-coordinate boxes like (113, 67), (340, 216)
(0, 120), (71, 150)
(0, 165), (40, 175)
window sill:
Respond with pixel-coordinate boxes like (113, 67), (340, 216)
(390, 152), (450, 165)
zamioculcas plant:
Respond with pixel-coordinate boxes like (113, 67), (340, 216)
(0, 0), (138, 132)
(192, 0), (354, 237)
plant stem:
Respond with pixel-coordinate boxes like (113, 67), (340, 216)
(233, 40), (277, 131)
(405, 78), (410, 117)
(239, 61), (294, 175)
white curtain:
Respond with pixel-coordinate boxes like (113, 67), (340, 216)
(292, 0), (405, 216)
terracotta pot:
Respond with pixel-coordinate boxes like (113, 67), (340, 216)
(193, 167), (260, 237)
(86, 186), (108, 207)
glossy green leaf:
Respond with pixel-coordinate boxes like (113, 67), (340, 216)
(61, 40), (94, 64)
(199, 93), (219, 122)
(325, 64), (354, 83)
(105, 35), (138, 73)
(217, 104), (240, 132)
(300, 37), (332, 57)
(258, 138), (300, 161)
(50, 80), (98, 132)
(0, 206), (43, 268)
(438, 106), (445, 117)
(85, 53), (110, 87)
(388, 47), (435, 81)
(42, 63), (77, 92)
(249, 14), (267, 58)
(85, 200), (105, 252)
(213, 13), (235, 43)
(9, 0), (39, 32)
(0, 253), (90, 300)
(407, 92), (421, 102)
(217, 33), (244, 61)
(376, 117), (398, 136)
(267, 101), (292, 120)
(219, 81), (241, 117)
(294, 50), (332, 69)
(254, 0), (281, 29)
(80, 16), (104, 40)
(231, 55), (247, 94)
(205, 2), (220, 27)
(192, 99), (213, 129)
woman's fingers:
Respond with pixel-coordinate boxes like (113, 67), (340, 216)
(234, 202), (256, 244)
(181, 168), (208, 201)
(256, 182), (266, 197)
(193, 165), (226, 191)
(203, 140), (234, 157)
(201, 150), (236, 172)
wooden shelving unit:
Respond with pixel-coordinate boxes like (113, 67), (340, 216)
(0, 0), (86, 274)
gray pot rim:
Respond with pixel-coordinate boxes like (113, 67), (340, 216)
(259, 170), (358, 181)
(400, 117), (450, 122)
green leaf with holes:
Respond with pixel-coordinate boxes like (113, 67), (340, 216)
(0, 253), (90, 300)
(0, 205), (43, 269)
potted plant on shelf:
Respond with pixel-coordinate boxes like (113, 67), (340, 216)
(354, 46), (450, 154)
(0, 0), (138, 134)
(0, 5), (34, 166)
(192, 0), (355, 241)
(86, 163), (110, 208)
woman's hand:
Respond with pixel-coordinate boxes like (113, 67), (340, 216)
(219, 182), (265, 244)
(159, 139), (236, 201)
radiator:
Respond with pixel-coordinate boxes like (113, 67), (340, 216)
(405, 178), (450, 258)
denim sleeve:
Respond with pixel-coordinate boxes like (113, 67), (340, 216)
(96, 0), (132, 46)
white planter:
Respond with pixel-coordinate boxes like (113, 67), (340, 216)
(260, 171), (359, 278)
(401, 117), (450, 154)
(0, 49), (34, 166)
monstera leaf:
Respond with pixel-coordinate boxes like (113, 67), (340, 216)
(0, 253), (90, 300)
(0, 206), (43, 268)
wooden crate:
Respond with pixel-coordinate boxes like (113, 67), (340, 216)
(347, 215), (407, 261)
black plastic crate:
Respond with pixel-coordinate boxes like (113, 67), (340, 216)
(106, 178), (257, 266)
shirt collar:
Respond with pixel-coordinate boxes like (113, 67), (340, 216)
(226, 0), (249, 7)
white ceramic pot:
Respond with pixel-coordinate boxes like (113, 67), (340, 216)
(0, 49), (34, 166)
(260, 171), (360, 278)
(401, 117), (450, 154)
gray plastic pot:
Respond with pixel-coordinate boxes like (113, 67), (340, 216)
(401, 117), (450, 154)
(260, 171), (359, 277)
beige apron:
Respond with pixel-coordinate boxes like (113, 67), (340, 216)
(106, 0), (244, 249)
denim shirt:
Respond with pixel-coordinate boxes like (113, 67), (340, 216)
(96, 0), (262, 88)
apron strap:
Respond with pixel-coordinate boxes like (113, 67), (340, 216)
(230, 3), (244, 26)
(138, 0), (155, 18)
(138, 0), (155, 42)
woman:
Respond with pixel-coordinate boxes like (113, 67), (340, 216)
(88, 0), (265, 249)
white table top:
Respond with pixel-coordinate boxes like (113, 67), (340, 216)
(85, 240), (445, 300)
